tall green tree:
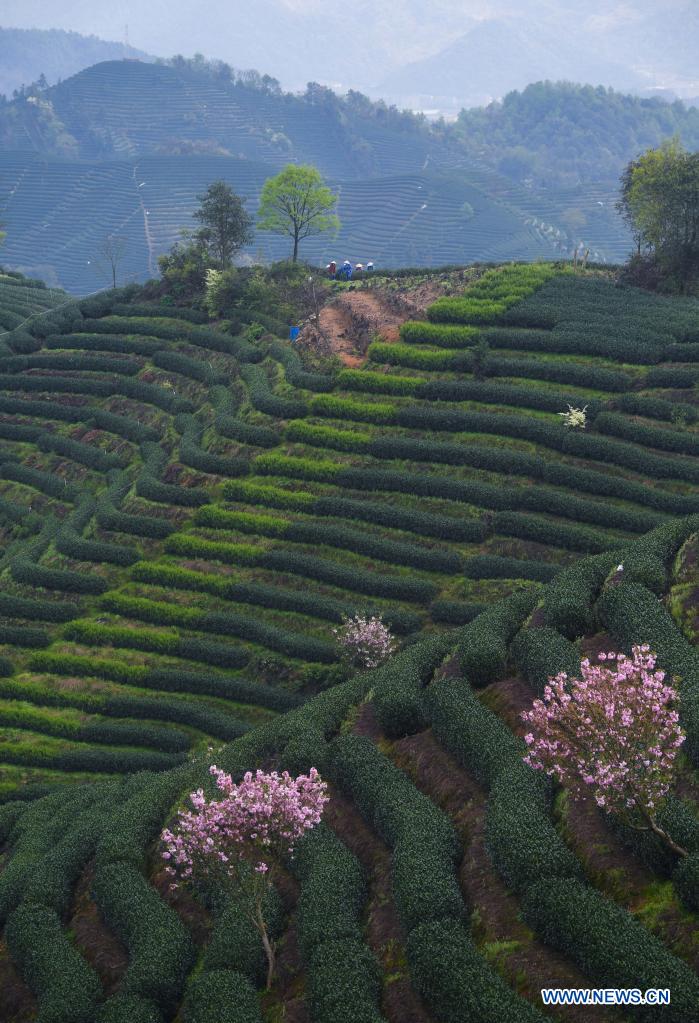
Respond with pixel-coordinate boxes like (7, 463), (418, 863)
(193, 181), (253, 269)
(257, 165), (339, 262)
(617, 140), (699, 291)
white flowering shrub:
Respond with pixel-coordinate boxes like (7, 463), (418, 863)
(557, 404), (588, 429)
(333, 614), (396, 669)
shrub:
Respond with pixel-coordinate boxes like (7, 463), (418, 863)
(486, 766), (582, 894)
(92, 862), (195, 1013)
(328, 733), (461, 932)
(458, 589), (540, 687)
(5, 903), (101, 1022)
(464, 555), (559, 582)
(337, 368), (420, 395)
(407, 918), (546, 1023)
(55, 527), (139, 567)
(11, 558), (109, 595)
(426, 675), (523, 789)
(540, 551), (620, 638)
(182, 971), (262, 1023)
(510, 627), (580, 696)
(310, 393), (397, 424)
(399, 321), (480, 347)
(597, 582), (699, 765)
(521, 878), (699, 1021)
(241, 364), (308, 418)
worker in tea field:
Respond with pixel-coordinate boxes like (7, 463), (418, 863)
(367, 260), (374, 273)
(327, 260), (337, 278)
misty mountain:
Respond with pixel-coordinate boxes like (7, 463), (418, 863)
(376, 18), (645, 110)
(0, 26), (150, 98)
(2, 1), (695, 101)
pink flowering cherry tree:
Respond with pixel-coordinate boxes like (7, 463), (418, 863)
(161, 765), (329, 987)
(521, 644), (688, 857)
(334, 613), (396, 669)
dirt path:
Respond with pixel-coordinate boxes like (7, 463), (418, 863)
(297, 278), (452, 367)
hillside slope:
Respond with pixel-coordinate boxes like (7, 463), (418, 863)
(0, 27), (150, 99)
(1, 507), (698, 1021)
(0, 263), (697, 801)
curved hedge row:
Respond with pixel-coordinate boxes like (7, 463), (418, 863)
(253, 453), (663, 533)
(165, 533), (438, 603)
(130, 561), (421, 636)
(195, 505), (462, 574)
(99, 591), (338, 664)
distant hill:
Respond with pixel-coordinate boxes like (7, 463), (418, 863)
(0, 60), (655, 291)
(454, 81), (699, 188)
(377, 17), (645, 111)
(0, 26), (151, 98)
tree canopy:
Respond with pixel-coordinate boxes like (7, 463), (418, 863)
(257, 165), (339, 262)
(618, 140), (699, 292)
(193, 181), (253, 269)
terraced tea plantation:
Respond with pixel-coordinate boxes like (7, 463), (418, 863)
(0, 262), (698, 1021)
(2, 513), (699, 1022)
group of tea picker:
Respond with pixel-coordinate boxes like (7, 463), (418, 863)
(326, 259), (374, 280)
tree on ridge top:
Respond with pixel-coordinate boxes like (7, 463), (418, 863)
(193, 180), (253, 270)
(257, 164), (339, 263)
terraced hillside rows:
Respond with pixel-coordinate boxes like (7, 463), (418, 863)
(0, 153), (557, 293)
(2, 514), (699, 1023)
(0, 61), (635, 291)
(0, 264), (699, 803)
(0, 271), (66, 336)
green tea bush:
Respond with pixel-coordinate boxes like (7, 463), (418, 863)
(426, 675), (523, 788)
(329, 733), (462, 931)
(457, 589), (540, 687)
(182, 971), (262, 1023)
(336, 368), (420, 396)
(0, 462), (80, 501)
(269, 341), (336, 392)
(464, 555), (559, 582)
(37, 432), (125, 472)
(96, 502), (175, 539)
(429, 600), (485, 624)
(539, 552), (620, 638)
(215, 416), (278, 447)
(407, 918), (546, 1023)
(96, 995), (165, 1023)
(596, 411), (699, 456)
(368, 341), (471, 371)
(5, 903), (102, 1022)
(486, 767), (582, 894)
(166, 533), (437, 602)
(241, 364), (308, 418)
(286, 419), (373, 452)
(510, 627), (580, 695)
(310, 393), (397, 424)
(48, 332), (162, 356)
(414, 377), (585, 414)
(100, 591), (337, 663)
(92, 861), (195, 1013)
(0, 591), (78, 623)
(56, 526), (138, 566)
(493, 510), (607, 553)
(11, 557), (109, 594)
(615, 393), (698, 425)
(153, 349), (225, 384)
(521, 878), (699, 1022)
(399, 321), (480, 347)
(597, 581), (699, 764)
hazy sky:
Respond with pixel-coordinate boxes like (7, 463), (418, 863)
(0, 1), (693, 97)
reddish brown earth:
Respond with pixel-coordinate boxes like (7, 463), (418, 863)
(297, 278), (452, 366)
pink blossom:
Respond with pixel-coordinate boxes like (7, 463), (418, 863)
(521, 645), (685, 835)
